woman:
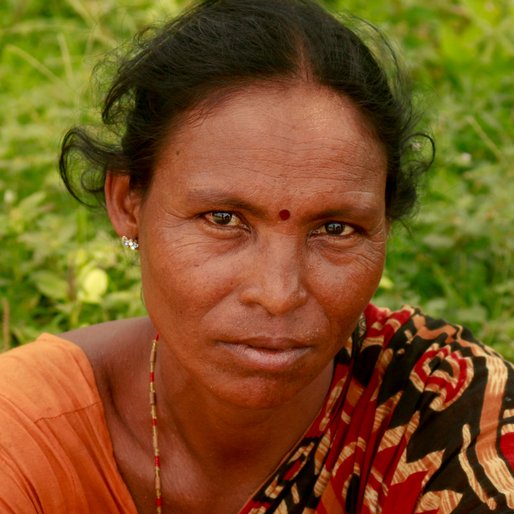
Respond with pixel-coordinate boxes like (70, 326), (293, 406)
(1, 0), (513, 512)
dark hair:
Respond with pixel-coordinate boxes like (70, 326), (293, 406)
(59, 0), (434, 221)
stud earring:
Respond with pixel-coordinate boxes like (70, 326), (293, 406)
(121, 235), (139, 251)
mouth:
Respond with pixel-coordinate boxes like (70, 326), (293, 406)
(217, 338), (312, 372)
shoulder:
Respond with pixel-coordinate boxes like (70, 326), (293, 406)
(360, 305), (514, 511)
(0, 329), (139, 512)
(0, 334), (99, 420)
(61, 316), (154, 355)
(361, 304), (514, 404)
(0, 335), (102, 508)
(362, 303), (512, 366)
(0, 316), (154, 421)
(60, 317), (154, 411)
(60, 316), (154, 376)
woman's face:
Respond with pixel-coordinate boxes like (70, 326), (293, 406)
(133, 83), (388, 408)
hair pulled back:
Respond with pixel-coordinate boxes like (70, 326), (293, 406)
(59, 0), (434, 221)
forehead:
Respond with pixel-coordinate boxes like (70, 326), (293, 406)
(153, 83), (387, 207)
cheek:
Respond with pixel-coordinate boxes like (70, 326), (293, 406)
(139, 232), (239, 317)
(308, 241), (386, 314)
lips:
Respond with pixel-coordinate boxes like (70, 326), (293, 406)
(227, 336), (311, 351)
(216, 337), (312, 372)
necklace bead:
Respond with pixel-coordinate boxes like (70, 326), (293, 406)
(150, 337), (163, 513)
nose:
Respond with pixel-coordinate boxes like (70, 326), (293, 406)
(239, 235), (308, 316)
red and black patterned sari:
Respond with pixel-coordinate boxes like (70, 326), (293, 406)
(240, 304), (514, 513)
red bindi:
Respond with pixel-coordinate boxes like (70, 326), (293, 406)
(278, 209), (291, 221)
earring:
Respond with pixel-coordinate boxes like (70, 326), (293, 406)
(121, 235), (139, 251)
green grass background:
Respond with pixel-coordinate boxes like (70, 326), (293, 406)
(1, 0), (513, 360)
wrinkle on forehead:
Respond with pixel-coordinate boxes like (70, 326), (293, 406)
(153, 83), (387, 208)
(159, 82), (384, 162)
(208, 91), (376, 149)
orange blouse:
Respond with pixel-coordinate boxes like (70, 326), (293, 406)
(0, 334), (138, 513)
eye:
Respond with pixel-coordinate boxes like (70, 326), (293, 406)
(204, 211), (242, 227)
(312, 221), (355, 237)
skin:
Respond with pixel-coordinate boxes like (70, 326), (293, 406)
(65, 82), (389, 513)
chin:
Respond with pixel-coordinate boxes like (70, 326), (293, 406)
(212, 371), (325, 411)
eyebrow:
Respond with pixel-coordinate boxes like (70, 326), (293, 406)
(309, 206), (381, 220)
(184, 189), (383, 221)
(184, 190), (267, 217)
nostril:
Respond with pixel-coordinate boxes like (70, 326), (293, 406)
(240, 268), (307, 315)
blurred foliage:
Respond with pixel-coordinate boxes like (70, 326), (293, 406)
(0, 0), (513, 360)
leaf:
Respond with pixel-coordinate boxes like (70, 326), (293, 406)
(421, 234), (455, 249)
(32, 270), (69, 300)
(379, 275), (394, 291)
(78, 268), (108, 304)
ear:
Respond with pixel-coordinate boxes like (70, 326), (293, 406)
(105, 173), (142, 239)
